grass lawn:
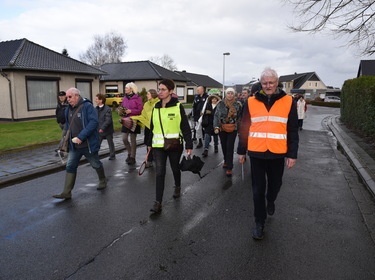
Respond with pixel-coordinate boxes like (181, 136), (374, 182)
(0, 111), (123, 151)
(0, 104), (192, 151)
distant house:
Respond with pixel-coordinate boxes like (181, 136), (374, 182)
(174, 70), (222, 97)
(357, 60), (375, 77)
(279, 72), (327, 100)
(100, 61), (189, 102)
(0, 38), (106, 121)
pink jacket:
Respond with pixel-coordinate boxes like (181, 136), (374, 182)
(121, 94), (143, 117)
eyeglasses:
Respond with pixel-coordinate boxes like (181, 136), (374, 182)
(66, 95), (74, 99)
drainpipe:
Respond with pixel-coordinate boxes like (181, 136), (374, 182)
(0, 70), (15, 121)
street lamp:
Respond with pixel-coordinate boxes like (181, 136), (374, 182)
(222, 52), (230, 97)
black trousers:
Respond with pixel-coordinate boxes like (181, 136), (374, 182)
(153, 148), (183, 203)
(218, 130), (237, 170)
(250, 157), (285, 225)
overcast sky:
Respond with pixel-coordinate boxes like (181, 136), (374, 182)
(0, 0), (369, 88)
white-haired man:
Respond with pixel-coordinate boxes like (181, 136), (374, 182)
(237, 68), (299, 240)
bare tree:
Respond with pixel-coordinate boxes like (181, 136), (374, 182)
(284, 0), (375, 55)
(150, 54), (177, 71)
(80, 31), (127, 66)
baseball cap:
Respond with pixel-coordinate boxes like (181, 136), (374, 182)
(58, 91), (66, 96)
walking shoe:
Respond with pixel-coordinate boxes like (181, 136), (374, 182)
(214, 146), (218, 153)
(108, 156), (116, 160)
(127, 157), (136, 165)
(150, 201), (162, 213)
(226, 169), (232, 177)
(173, 186), (181, 198)
(125, 155), (131, 163)
(202, 150), (208, 157)
(267, 201), (275, 216)
(252, 224), (264, 240)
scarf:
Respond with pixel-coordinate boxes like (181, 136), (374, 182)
(224, 97), (236, 122)
(126, 93), (135, 100)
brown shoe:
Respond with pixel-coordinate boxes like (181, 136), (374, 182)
(150, 201), (162, 213)
(173, 186), (181, 198)
(127, 157), (136, 165)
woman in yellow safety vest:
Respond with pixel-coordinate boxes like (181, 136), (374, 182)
(146, 79), (193, 213)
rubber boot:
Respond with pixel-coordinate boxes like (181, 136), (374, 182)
(96, 167), (107, 190)
(53, 173), (76, 199)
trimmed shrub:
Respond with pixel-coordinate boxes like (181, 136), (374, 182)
(341, 76), (375, 140)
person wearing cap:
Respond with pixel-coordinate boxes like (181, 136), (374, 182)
(237, 67), (299, 240)
(55, 91), (68, 156)
(213, 87), (242, 177)
(56, 91), (68, 130)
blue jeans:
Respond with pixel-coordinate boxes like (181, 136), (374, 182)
(66, 147), (103, 173)
(204, 132), (218, 150)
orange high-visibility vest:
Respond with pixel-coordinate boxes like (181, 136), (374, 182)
(247, 95), (292, 153)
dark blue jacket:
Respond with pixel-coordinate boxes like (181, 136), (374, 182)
(64, 98), (100, 153)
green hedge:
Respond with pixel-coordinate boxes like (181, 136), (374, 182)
(341, 76), (375, 140)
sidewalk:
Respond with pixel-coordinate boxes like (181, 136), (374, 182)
(1, 116), (375, 198)
(0, 132), (144, 188)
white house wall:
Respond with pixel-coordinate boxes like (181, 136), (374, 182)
(0, 71), (101, 121)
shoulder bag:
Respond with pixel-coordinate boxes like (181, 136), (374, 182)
(58, 104), (84, 153)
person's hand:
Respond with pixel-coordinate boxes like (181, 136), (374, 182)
(286, 158), (297, 169)
(99, 129), (104, 133)
(205, 110), (212, 114)
(186, 149), (192, 156)
(214, 127), (220, 134)
(238, 154), (246, 164)
(147, 146), (152, 152)
(72, 137), (83, 144)
(125, 109), (131, 114)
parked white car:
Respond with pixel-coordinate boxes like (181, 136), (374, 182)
(324, 96), (341, 102)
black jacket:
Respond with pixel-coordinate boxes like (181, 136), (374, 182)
(96, 104), (114, 137)
(192, 92), (209, 121)
(147, 97), (193, 150)
(237, 90), (299, 159)
(56, 101), (68, 124)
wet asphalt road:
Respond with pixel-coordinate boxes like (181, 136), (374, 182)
(1, 106), (375, 279)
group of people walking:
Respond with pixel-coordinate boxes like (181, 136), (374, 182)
(52, 67), (300, 241)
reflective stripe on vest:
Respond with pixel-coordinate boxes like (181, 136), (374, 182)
(247, 95), (292, 153)
(152, 104), (182, 148)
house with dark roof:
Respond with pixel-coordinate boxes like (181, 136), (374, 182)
(174, 70), (222, 97)
(279, 72), (327, 99)
(0, 38), (106, 121)
(100, 61), (189, 102)
(357, 60), (375, 77)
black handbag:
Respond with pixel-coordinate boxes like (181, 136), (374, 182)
(158, 108), (182, 151)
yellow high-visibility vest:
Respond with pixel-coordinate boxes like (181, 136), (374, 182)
(152, 103), (182, 148)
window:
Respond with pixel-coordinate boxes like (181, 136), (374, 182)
(176, 86), (185, 100)
(76, 81), (92, 100)
(106, 85), (118, 93)
(26, 78), (58, 111)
